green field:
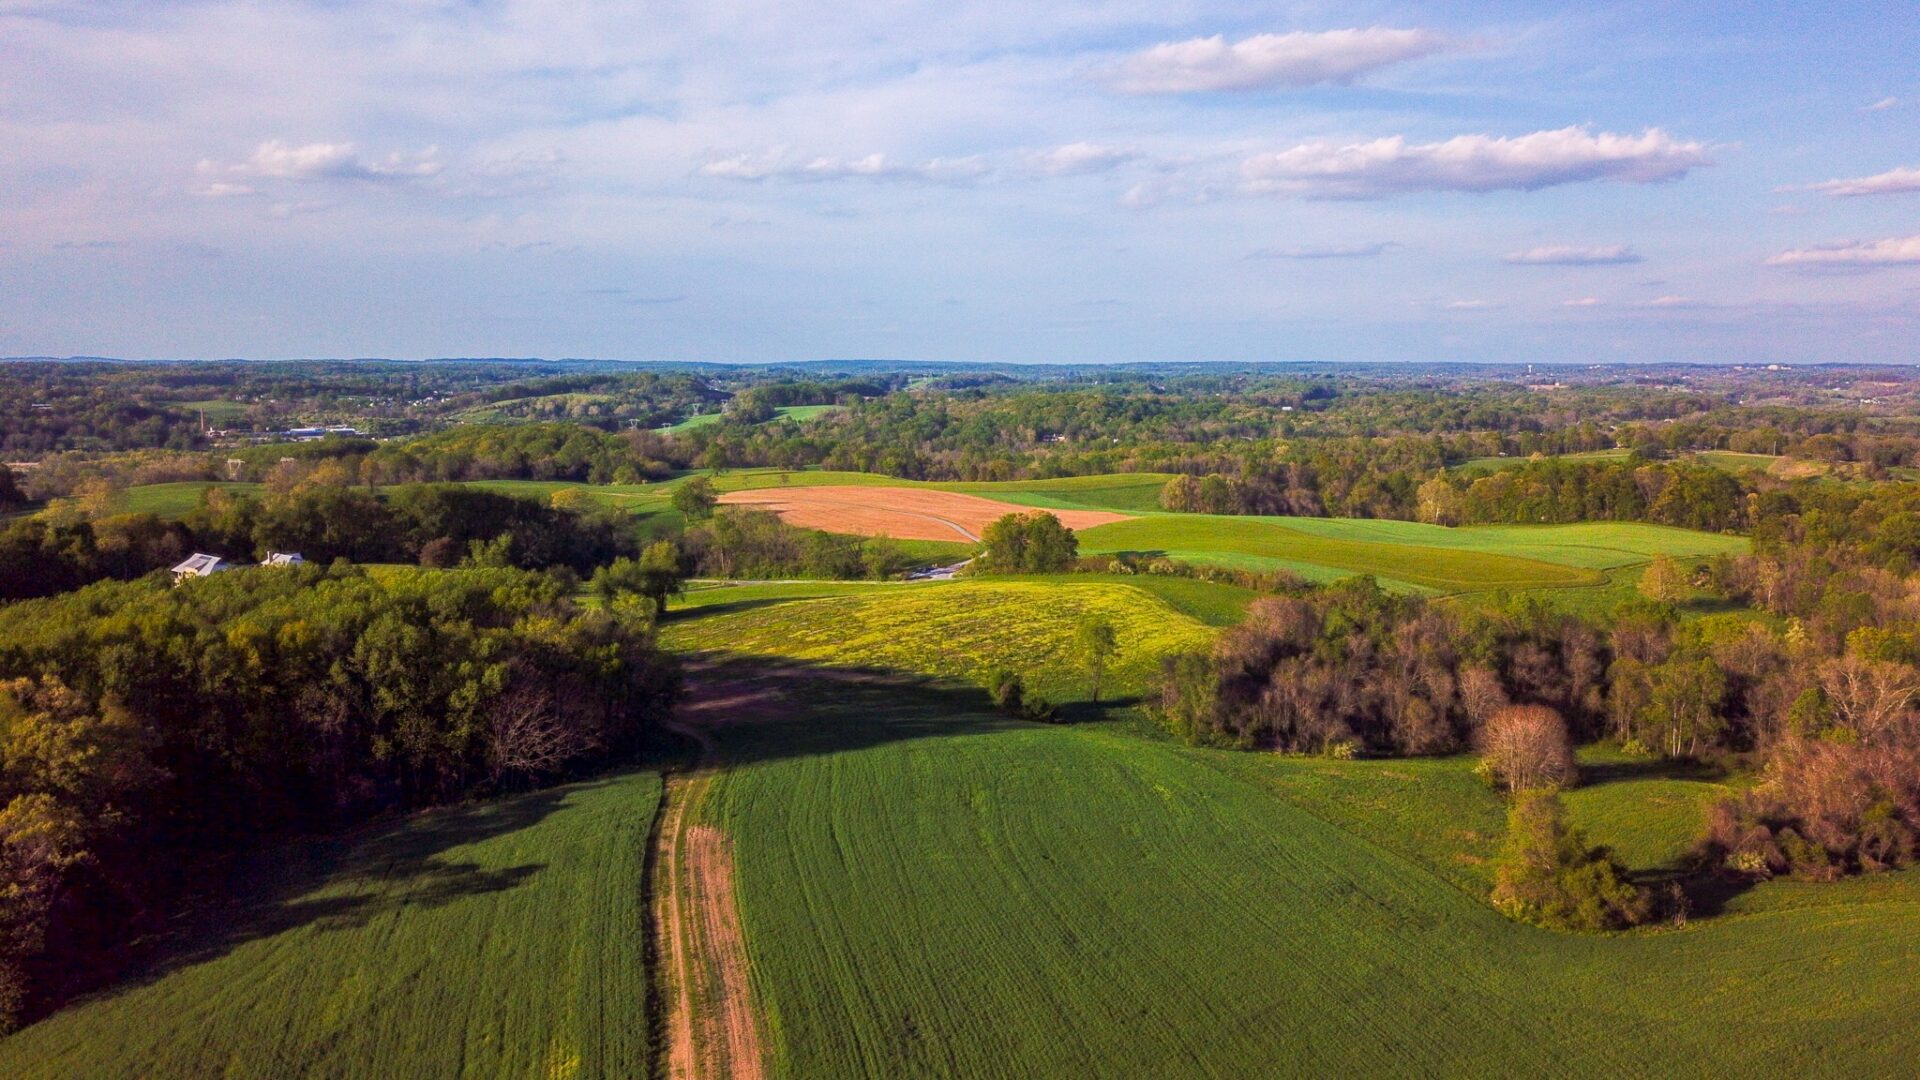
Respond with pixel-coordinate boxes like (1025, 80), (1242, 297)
(1078, 514), (1608, 592)
(0, 769), (662, 1079)
(691, 669), (1920, 1079)
(660, 405), (843, 433)
(1457, 449), (1632, 473)
(118, 480), (261, 517)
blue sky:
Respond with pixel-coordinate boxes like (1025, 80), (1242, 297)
(2, 1), (1917, 363)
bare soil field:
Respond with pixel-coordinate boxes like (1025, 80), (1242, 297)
(718, 485), (1132, 542)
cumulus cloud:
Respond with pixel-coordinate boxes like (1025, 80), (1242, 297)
(1765, 234), (1920, 269)
(224, 140), (443, 182)
(1863, 97), (1900, 112)
(1801, 165), (1920, 197)
(699, 151), (988, 185)
(191, 141), (440, 198)
(1032, 142), (1135, 176)
(1503, 244), (1642, 265)
(1108, 28), (1452, 94)
(1240, 127), (1708, 198)
(1248, 241), (1396, 259)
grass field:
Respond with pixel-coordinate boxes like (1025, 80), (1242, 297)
(1457, 449), (1633, 473)
(660, 405), (842, 433)
(0, 769), (662, 1079)
(662, 579), (1216, 701)
(1078, 514), (1610, 593)
(690, 670), (1920, 1079)
(118, 480), (261, 517)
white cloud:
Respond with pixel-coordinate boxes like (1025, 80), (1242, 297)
(1504, 244), (1641, 265)
(202, 140), (442, 184)
(1766, 234), (1920, 269)
(1562, 297), (1603, 307)
(1248, 242), (1396, 259)
(1863, 97), (1900, 112)
(1108, 28), (1452, 94)
(1445, 299), (1498, 310)
(1803, 165), (1920, 197)
(1645, 295), (1699, 307)
(1032, 142), (1135, 176)
(190, 181), (256, 198)
(1240, 127), (1707, 198)
(1117, 180), (1169, 209)
(699, 150), (989, 185)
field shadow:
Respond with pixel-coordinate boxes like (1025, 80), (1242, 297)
(1579, 755), (1725, 787)
(48, 781), (591, 1023)
(675, 653), (1064, 769)
(660, 595), (825, 624)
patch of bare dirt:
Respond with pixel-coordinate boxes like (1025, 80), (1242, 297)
(717, 485), (1131, 542)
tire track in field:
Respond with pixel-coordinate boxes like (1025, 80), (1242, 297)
(656, 692), (767, 1080)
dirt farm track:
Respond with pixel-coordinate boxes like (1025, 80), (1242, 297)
(716, 486), (1132, 542)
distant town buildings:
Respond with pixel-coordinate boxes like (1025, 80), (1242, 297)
(284, 425), (363, 441)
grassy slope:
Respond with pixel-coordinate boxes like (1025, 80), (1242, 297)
(1077, 514), (1607, 593)
(660, 405), (842, 433)
(0, 770), (661, 1080)
(118, 481), (261, 517)
(699, 676), (1920, 1080)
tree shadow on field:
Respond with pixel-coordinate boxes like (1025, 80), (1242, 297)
(674, 653), (1087, 770)
(71, 782), (591, 1015)
(660, 595), (826, 624)
(1578, 755), (1724, 787)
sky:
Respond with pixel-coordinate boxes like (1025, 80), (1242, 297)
(2, 1), (1918, 364)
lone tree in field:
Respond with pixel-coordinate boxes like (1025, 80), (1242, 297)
(1637, 553), (1689, 604)
(590, 541), (685, 618)
(671, 476), (718, 521)
(1480, 704), (1576, 793)
(1074, 614), (1119, 703)
(1491, 789), (1649, 931)
(978, 511), (1077, 573)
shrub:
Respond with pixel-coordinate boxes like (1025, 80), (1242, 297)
(1492, 790), (1649, 931)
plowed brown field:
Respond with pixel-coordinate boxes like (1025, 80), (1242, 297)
(716, 485), (1132, 542)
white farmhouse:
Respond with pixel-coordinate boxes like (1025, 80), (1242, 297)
(170, 553), (230, 584)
